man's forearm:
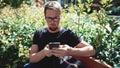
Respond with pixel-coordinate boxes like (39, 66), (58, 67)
(68, 45), (96, 57)
(30, 50), (46, 63)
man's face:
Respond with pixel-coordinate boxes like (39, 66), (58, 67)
(45, 9), (61, 31)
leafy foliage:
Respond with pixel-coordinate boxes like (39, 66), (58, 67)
(0, 0), (120, 68)
(0, 0), (35, 8)
(0, 5), (45, 68)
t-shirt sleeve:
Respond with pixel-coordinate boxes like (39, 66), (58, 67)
(67, 29), (81, 47)
(33, 30), (39, 44)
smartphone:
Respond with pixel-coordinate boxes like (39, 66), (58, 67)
(49, 42), (60, 49)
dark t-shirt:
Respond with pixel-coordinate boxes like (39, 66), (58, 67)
(32, 28), (81, 68)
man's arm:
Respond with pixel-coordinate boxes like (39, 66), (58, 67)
(30, 44), (52, 63)
(68, 41), (96, 57)
(30, 44), (46, 63)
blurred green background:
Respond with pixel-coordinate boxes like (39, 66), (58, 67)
(0, 0), (120, 68)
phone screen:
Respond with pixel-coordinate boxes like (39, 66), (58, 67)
(49, 42), (60, 49)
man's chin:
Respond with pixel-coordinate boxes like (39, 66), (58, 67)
(49, 27), (58, 31)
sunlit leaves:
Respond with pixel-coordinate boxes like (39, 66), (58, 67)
(0, 0), (119, 67)
(0, 4), (45, 67)
(61, 0), (119, 67)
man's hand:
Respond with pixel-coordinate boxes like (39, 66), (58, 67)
(43, 45), (53, 57)
(52, 45), (71, 58)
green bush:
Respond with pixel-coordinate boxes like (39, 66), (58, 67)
(0, 5), (45, 68)
(0, 1), (120, 68)
(63, 3), (120, 66)
(0, 0), (35, 8)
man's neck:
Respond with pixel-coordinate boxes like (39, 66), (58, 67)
(48, 27), (61, 33)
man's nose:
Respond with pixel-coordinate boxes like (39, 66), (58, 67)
(51, 19), (55, 23)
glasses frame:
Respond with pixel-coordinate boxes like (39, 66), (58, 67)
(45, 17), (60, 22)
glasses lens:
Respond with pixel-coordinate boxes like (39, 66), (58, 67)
(46, 18), (51, 22)
(54, 18), (60, 21)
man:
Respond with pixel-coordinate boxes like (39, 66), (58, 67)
(24, 1), (95, 68)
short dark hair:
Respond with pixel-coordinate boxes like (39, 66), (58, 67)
(44, 1), (62, 16)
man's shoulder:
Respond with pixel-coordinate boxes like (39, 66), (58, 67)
(34, 28), (47, 35)
(37, 28), (47, 32)
(60, 28), (74, 35)
(61, 28), (72, 33)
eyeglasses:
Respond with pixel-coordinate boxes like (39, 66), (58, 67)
(45, 17), (60, 22)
